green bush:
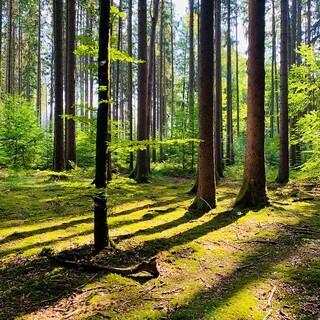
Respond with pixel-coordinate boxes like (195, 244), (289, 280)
(0, 95), (51, 169)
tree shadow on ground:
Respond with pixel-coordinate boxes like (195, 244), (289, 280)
(1, 197), (319, 320)
(0, 207), (244, 319)
(165, 205), (320, 319)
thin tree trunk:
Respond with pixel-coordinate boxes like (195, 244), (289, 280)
(127, 0), (134, 170)
(226, 0), (234, 165)
(65, 0), (76, 169)
(135, 0), (149, 183)
(37, 0), (42, 123)
(95, 0), (111, 251)
(147, 0), (160, 166)
(189, 0), (195, 172)
(53, 0), (65, 172)
(6, 0), (14, 94)
(170, 0), (174, 137)
(215, 0), (223, 178)
(235, 0), (240, 138)
(277, 0), (289, 184)
(270, 0), (276, 138)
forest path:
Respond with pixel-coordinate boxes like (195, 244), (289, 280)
(0, 169), (319, 320)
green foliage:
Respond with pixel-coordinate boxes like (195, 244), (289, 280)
(76, 129), (96, 168)
(289, 45), (320, 178)
(0, 95), (51, 169)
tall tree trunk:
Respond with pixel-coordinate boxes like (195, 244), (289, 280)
(6, 0), (14, 94)
(159, 4), (164, 161)
(135, 0), (149, 183)
(307, 0), (311, 45)
(270, 0), (276, 138)
(189, 0), (195, 172)
(53, 0), (65, 172)
(170, 0), (174, 137)
(226, 0), (234, 165)
(65, 0), (76, 169)
(36, 0), (42, 124)
(235, 0), (268, 208)
(127, 0), (134, 170)
(215, 0), (223, 178)
(277, 0), (289, 184)
(95, 0), (111, 251)
(147, 0), (160, 166)
(235, 0), (240, 138)
(115, 0), (123, 138)
(190, 0), (216, 214)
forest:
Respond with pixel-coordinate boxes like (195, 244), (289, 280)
(0, 0), (320, 319)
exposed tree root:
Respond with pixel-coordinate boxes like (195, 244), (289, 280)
(40, 248), (160, 278)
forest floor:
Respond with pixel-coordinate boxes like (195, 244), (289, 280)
(0, 169), (320, 320)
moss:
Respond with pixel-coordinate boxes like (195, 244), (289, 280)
(0, 170), (319, 320)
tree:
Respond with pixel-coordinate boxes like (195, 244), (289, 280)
(127, 0), (133, 170)
(277, 0), (289, 184)
(190, 0), (216, 214)
(189, 0), (195, 172)
(94, 0), (111, 251)
(53, 0), (65, 172)
(65, 0), (76, 169)
(36, 0), (41, 123)
(6, 0), (14, 94)
(226, 0), (234, 165)
(147, 0), (160, 169)
(235, 0), (268, 208)
(135, 0), (149, 183)
(215, 0), (224, 178)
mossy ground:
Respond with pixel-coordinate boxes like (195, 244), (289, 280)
(0, 169), (319, 320)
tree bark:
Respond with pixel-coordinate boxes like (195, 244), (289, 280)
(135, 0), (149, 183)
(235, 0), (268, 208)
(226, 0), (234, 165)
(65, 0), (76, 169)
(190, 0), (216, 214)
(277, 0), (289, 184)
(95, 0), (111, 251)
(189, 0), (195, 172)
(128, 0), (134, 170)
(53, 0), (65, 172)
(214, 0), (224, 178)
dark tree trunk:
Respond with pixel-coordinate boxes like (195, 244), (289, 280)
(226, 0), (234, 165)
(159, 3), (164, 162)
(147, 0), (160, 168)
(36, 0), (42, 124)
(95, 0), (111, 251)
(270, 0), (276, 138)
(170, 0), (174, 137)
(235, 0), (268, 208)
(6, 0), (14, 94)
(135, 0), (149, 183)
(277, 0), (289, 184)
(65, 0), (76, 169)
(215, 0), (224, 178)
(190, 0), (216, 214)
(128, 0), (134, 171)
(53, 0), (65, 172)
(235, 0), (240, 138)
(189, 0), (195, 172)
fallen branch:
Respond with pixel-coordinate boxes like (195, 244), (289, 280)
(263, 310), (272, 320)
(40, 248), (160, 278)
(266, 285), (277, 308)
